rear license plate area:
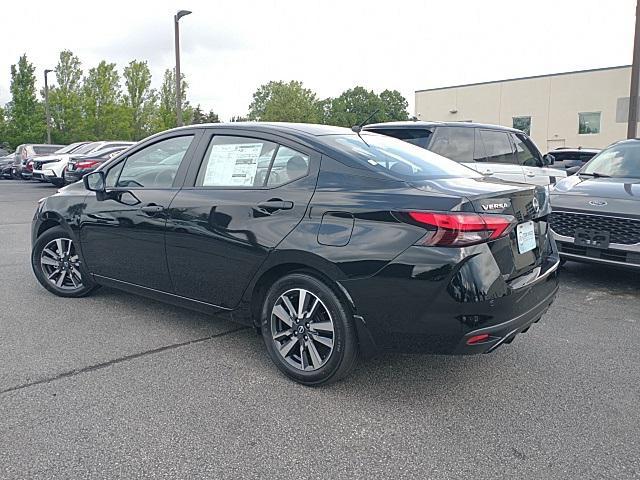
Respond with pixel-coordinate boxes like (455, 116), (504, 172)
(574, 228), (610, 249)
(516, 221), (536, 254)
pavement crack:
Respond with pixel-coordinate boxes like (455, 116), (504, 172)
(0, 326), (249, 396)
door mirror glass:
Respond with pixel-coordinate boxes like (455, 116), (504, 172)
(543, 154), (555, 166)
(83, 171), (105, 192)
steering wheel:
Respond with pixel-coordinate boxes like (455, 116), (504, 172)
(153, 169), (175, 187)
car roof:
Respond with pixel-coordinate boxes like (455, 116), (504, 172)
(548, 148), (600, 153)
(363, 120), (523, 134)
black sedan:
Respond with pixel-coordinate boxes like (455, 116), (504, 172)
(64, 146), (132, 184)
(30, 123), (559, 385)
(550, 139), (640, 269)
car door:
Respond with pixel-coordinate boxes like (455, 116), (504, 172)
(79, 131), (201, 291)
(511, 133), (558, 185)
(165, 130), (319, 309)
(475, 129), (526, 183)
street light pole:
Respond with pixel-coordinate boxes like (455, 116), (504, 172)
(44, 69), (53, 144)
(174, 10), (192, 127)
(627, 0), (640, 138)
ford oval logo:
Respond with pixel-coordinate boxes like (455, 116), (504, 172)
(588, 200), (608, 206)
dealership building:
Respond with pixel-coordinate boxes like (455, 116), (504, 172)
(414, 65), (633, 152)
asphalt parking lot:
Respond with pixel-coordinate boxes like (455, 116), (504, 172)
(1, 180), (639, 479)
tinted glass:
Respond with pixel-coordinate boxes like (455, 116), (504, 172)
(582, 143), (640, 178)
(56, 143), (83, 154)
(324, 134), (480, 179)
(266, 146), (310, 186)
(370, 128), (433, 149)
(74, 142), (103, 155)
(579, 112), (600, 134)
(196, 136), (277, 187)
(479, 130), (516, 164)
(114, 135), (193, 188)
(33, 145), (61, 155)
(429, 127), (475, 163)
(512, 134), (539, 167)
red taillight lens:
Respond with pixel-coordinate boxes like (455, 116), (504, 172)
(408, 211), (515, 247)
(26, 161), (34, 172)
(75, 160), (100, 169)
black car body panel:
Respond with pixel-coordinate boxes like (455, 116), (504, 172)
(32, 123), (559, 356)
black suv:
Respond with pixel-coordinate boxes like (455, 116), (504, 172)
(364, 121), (561, 186)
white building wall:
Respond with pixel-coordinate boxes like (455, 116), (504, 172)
(415, 66), (632, 151)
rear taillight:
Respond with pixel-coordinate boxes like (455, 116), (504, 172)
(75, 160), (100, 169)
(26, 161), (34, 172)
(408, 211), (516, 247)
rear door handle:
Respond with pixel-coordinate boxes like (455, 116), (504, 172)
(140, 204), (165, 214)
(257, 199), (294, 212)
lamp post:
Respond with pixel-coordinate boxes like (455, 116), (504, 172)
(44, 69), (53, 144)
(628, 0), (640, 139)
(174, 9), (192, 127)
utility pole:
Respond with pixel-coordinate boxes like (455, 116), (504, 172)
(44, 69), (53, 144)
(628, 0), (640, 138)
(174, 10), (192, 127)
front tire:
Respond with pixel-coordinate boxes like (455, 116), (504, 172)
(261, 273), (358, 386)
(31, 226), (96, 297)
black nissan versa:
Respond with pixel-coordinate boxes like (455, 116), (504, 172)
(31, 123), (559, 385)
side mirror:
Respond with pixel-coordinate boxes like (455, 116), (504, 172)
(83, 171), (105, 192)
(542, 154), (555, 166)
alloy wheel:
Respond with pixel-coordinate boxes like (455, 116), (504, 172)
(40, 237), (84, 290)
(270, 288), (335, 371)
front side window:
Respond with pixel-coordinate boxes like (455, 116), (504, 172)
(512, 134), (539, 167)
(479, 130), (516, 165)
(512, 116), (531, 136)
(111, 135), (193, 188)
(579, 112), (601, 134)
(429, 127), (475, 163)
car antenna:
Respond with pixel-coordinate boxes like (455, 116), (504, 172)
(351, 109), (380, 146)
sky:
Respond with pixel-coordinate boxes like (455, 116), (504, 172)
(0, 0), (637, 121)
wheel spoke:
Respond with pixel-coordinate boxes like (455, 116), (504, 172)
(299, 342), (308, 369)
(310, 321), (334, 333)
(279, 336), (299, 357)
(310, 332), (333, 349)
(71, 267), (82, 281)
(43, 248), (59, 260)
(68, 271), (78, 287)
(66, 239), (72, 256)
(273, 328), (293, 341)
(55, 238), (64, 256)
(307, 340), (323, 369)
(305, 298), (320, 319)
(272, 305), (293, 327)
(47, 268), (60, 280)
(282, 295), (297, 318)
(55, 269), (67, 287)
(41, 256), (58, 266)
(297, 289), (308, 318)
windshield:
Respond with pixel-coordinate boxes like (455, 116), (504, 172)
(323, 133), (481, 180)
(55, 143), (83, 154)
(34, 145), (63, 155)
(581, 143), (640, 178)
(73, 142), (102, 155)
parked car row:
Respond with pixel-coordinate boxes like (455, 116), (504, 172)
(2, 141), (134, 186)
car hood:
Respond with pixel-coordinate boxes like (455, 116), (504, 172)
(32, 153), (71, 162)
(551, 175), (640, 217)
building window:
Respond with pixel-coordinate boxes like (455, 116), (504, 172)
(512, 116), (531, 136)
(579, 112), (601, 134)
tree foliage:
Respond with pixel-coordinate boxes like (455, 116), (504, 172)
(123, 60), (156, 140)
(48, 50), (84, 143)
(248, 81), (320, 123)
(5, 54), (45, 147)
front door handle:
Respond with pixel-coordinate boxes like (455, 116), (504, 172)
(140, 204), (165, 214)
(257, 199), (294, 212)
(524, 170), (536, 177)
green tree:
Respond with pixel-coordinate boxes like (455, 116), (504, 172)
(48, 50), (84, 143)
(81, 61), (128, 139)
(154, 68), (189, 131)
(191, 104), (220, 124)
(379, 89), (409, 122)
(123, 60), (156, 140)
(248, 80), (320, 123)
(5, 54), (45, 147)
(323, 86), (382, 127)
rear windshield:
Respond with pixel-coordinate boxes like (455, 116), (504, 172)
(33, 145), (63, 155)
(55, 143), (81, 154)
(582, 143), (640, 178)
(323, 133), (480, 180)
(73, 142), (103, 155)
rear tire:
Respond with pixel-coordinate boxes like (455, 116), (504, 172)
(261, 273), (358, 386)
(31, 226), (97, 298)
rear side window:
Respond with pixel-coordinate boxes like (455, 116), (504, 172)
(266, 146), (309, 186)
(369, 128), (433, 149)
(429, 127), (475, 163)
(478, 130), (516, 165)
(512, 134), (539, 167)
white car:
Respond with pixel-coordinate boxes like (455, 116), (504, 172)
(33, 141), (134, 186)
(363, 121), (566, 186)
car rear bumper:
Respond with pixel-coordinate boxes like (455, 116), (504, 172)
(340, 239), (560, 355)
(64, 168), (92, 183)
